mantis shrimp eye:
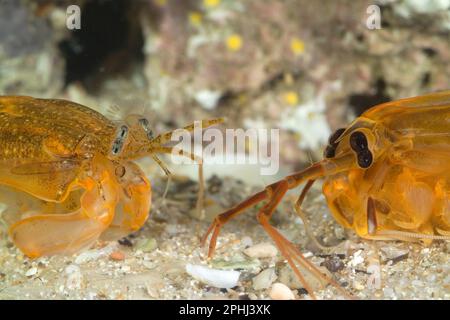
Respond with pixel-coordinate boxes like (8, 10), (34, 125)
(139, 118), (154, 139)
(350, 131), (368, 153)
(350, 131), (373, 168)
(328, 128), (346, 145)
(324, 128), (346, 158)
(111, 125), (129, 155)
(357, 149), (373, 168)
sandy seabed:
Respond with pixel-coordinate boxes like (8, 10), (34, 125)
(0, 174), (448, 300)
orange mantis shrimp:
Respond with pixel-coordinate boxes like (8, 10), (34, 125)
(202, 90), (450, 298)
(0, 95), (222, 258)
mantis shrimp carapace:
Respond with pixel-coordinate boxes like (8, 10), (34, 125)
(0, 96), (222, 258)
(202, 90), (450, 299)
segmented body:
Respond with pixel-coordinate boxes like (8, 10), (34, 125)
(203, 90), (450, 298)
(324, 94), (450, 239)
(0, 96), (117, 201)
(0, 96), (221, 258)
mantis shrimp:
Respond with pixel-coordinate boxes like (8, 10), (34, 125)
(0, 95), (222, 258)
(202, 90), (450, 298)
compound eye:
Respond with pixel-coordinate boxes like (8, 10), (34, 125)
(324, 145), (336, 158)
(111, 125), (129, 155)
(139, 118), (154, 139)
(357, 149), (373, 168)
(328, 128), (346, 145)
(350, 131), (368, 153)
(324, 128), (346, 159)
(138, 118), (149, 128)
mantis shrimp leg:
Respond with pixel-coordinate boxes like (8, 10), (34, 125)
(101, 161), (151, 241)
(8, 155), (120, 258)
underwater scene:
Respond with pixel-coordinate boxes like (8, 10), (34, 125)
(0, 0), (449, 302)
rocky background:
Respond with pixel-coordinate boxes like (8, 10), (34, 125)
(2, 0), (450, 166)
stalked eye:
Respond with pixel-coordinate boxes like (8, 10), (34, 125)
(328, 128), (346, 145)
(324, 145), (336, 159)
(324, 128), (345, 159)
(350, 131), (368, 153)
(357, 150), (373, 168)
(118, 125), (128, 138)
(138, 118), (149, 128)
(111, 125), (129, 155)
(139, 118), (154, 139)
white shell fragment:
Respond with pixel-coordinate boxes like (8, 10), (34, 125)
(269, 283), (295, 300)
(243, 243), (278, 258)
(186, 264), (240, 289)
(194, 90), (222, 110)
(25, 267), (38, 277)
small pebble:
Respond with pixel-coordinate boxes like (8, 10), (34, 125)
(269, 283), (295, 300)
(110, 251), (125, 261)
(252, 268), (277, 290)
(243, 243), (278, 258)
(25, 267), (38, 277)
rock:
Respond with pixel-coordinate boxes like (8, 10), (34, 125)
(269, 283), (295, 300)
(243, 243), (278, 259)
(252, 268), (277, 290)
(186, 264), (240, 289)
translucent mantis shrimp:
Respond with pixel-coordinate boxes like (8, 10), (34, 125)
(202, 90), (450, 298)
(0, 96), (222, 258)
